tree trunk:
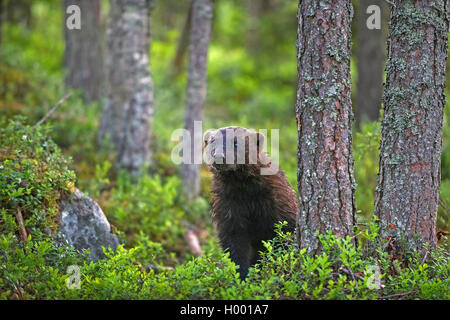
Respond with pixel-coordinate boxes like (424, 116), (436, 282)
(181, 0), (214, 200)
(98, 0), (156, 176)
(447, 34), (450, 89)
(5, 0), (32, 28)
(355, 0), (388, 127)
(245, 0), (271, 53)
(171, 0), (192, 78)
(63, 0), (105, 103)
(295, 0), (357, 255)
(374, 0), (449, 251)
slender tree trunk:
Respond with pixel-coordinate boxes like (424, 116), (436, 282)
(181, 0), (214, 200)
(355, 0), (388, 127)
(245, 0), (271, 52)
(63, 0), (105, 103)
(5, 0), (31, 28)
(98, 0), (156, 176)
(171, 0), (192, 78)
(296, 0), (357, 255)
(0, 0), (4, 45)
(374, 0), (449, 251)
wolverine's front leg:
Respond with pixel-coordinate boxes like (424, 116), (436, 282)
(218, 229), (252, 280)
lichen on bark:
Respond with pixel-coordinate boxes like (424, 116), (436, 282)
(295, 0), (357, 255)
(98, 0), (156, 176)
(374, 0), (449, 251)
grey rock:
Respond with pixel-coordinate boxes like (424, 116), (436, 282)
(58, 189), (120, 261)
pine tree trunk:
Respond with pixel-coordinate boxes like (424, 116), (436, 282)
(63, 0), (105, 103)
(98, 0), (156, 176)
(374, 0), (449, 251)
(181, 0), (213, 200)
(295, 0), (357, 255)
(355, 0), (388, 126)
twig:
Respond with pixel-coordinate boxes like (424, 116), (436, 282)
(32, 93), (71, 129)
(378, 290), (415, 300)
(15, 207), (28, 242)
(384, 0), (396, 7)
(350, 231), (362, 240)
(14, 285), (24, 300)
(421, 250), (429, 265)
(340, 267), (363, 287)
(276, 260), (285, 276)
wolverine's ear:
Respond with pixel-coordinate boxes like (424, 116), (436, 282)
(256, 131), (265, 150)
(203, 130), (215, 148)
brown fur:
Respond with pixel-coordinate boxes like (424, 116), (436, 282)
(204, 126), (298, 279)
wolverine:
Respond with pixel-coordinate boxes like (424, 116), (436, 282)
(204, 126), (298, 279)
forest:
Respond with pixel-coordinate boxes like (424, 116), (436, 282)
(0, 0), (449, 301)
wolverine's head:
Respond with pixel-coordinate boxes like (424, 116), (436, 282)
(203, 126), (265, 172)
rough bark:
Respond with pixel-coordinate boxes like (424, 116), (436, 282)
(374, 0), (449, 251)
(181, 0), (213, 200)
(355, 0), (388, 126)
(295, 0), (357, 255)
(447, 34), (450, 88)
(63, 0), (105, 103)
(98, 0), (156, 176)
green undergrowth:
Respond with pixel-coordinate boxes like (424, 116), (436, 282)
(1, 118), (448, 300)
(0, 117), (76, 238)
(1, 218), (448, 300)
(0, 0), (449, 300)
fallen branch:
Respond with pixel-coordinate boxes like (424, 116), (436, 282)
(420, 250), (429, 265)
(32, 93), (72, 129)
(15, 207), (28, 242)
(378, 290), (415, 300)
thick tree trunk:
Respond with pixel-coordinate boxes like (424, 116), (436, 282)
(355, 0), (388, 126)
(98, 0), (156, 176)
(296, 0), (357, 255)
(181, 0), (213, 200)
(63, 0), (105, 103)
(374, 0), (449, 251)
